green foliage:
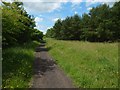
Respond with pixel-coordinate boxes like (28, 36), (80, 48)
(2, 1), (43, 47)
(46, 38), (118, 88)
(2, 41), (40, 88)
(46, 28), (55, 38)
(2, 1), (43, 88)
(31, 29), (43, 41)
(46, 2), (120, 42)
(111, 1), (120, 40)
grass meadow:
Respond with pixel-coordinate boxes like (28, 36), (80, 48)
(2, 41), (40, 88)
(46, 38), (118, 88)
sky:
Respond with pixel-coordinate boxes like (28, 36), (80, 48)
(1, 0), (119, 34)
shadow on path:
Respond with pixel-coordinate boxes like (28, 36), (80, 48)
(31, 43), (74, 88)
(34, 43), (56, 76)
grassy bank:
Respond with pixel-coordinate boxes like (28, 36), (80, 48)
(2, 41), (40, 88)
(46, 38), (118, 88)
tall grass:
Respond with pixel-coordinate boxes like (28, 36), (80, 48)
(46, 38), (118, 88)
(2, 41), (40, 88)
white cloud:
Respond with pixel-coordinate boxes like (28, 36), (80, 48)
(87, 7), (92, 11)
(34, 17), (43, 30)
(34, 22), (48, 34)
(47, 27), (52, 29)
(2, 0), (62, 2)
(71, 0), (82, 8)
(16, 0), (82, 3)
(34, 24), (45, 33)
(53, 18), (60, 22)
(35, 17), (43, 22)
(23, 0), (84, 13)
(4, 0), (83, 13)
(71, 0), (82, 11)
(86, 0), (119, 7)
(1, 0), (12, 2)
(39, 15), (42, 17)
(74, 11), (78, 14)
(71, 0), (82, 5)
(52, 17), (64, 22)
(34, 24), (40, 29)
(86, 0), (118, 3)
(24, 2), (61, 13)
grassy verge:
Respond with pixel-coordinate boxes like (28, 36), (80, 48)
(46, 38), (118, 88)
(2, 41), (40, 88)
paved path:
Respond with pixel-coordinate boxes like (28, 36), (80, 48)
(30, 43), (74, 88)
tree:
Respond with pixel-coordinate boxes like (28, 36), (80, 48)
(2, 1), (43, 47)
(46, 28), (55, 38)
(31, 29), (43, 41)
(111, 1), (120, 40)
(53, 19), (62, 39)
(70, 14), (82, 40)
(46, 1), (120, 42)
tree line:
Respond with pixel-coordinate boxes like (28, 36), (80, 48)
(46, 1), (120, 42)
(1, 1), (43, 47)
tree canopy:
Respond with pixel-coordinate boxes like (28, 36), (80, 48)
(1, 1), (43, 47)
(46, 1), (120, 42)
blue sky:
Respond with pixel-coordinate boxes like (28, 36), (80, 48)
(2, 0), (118, 34)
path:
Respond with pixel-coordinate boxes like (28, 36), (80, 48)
(30, 43), (74, 88)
